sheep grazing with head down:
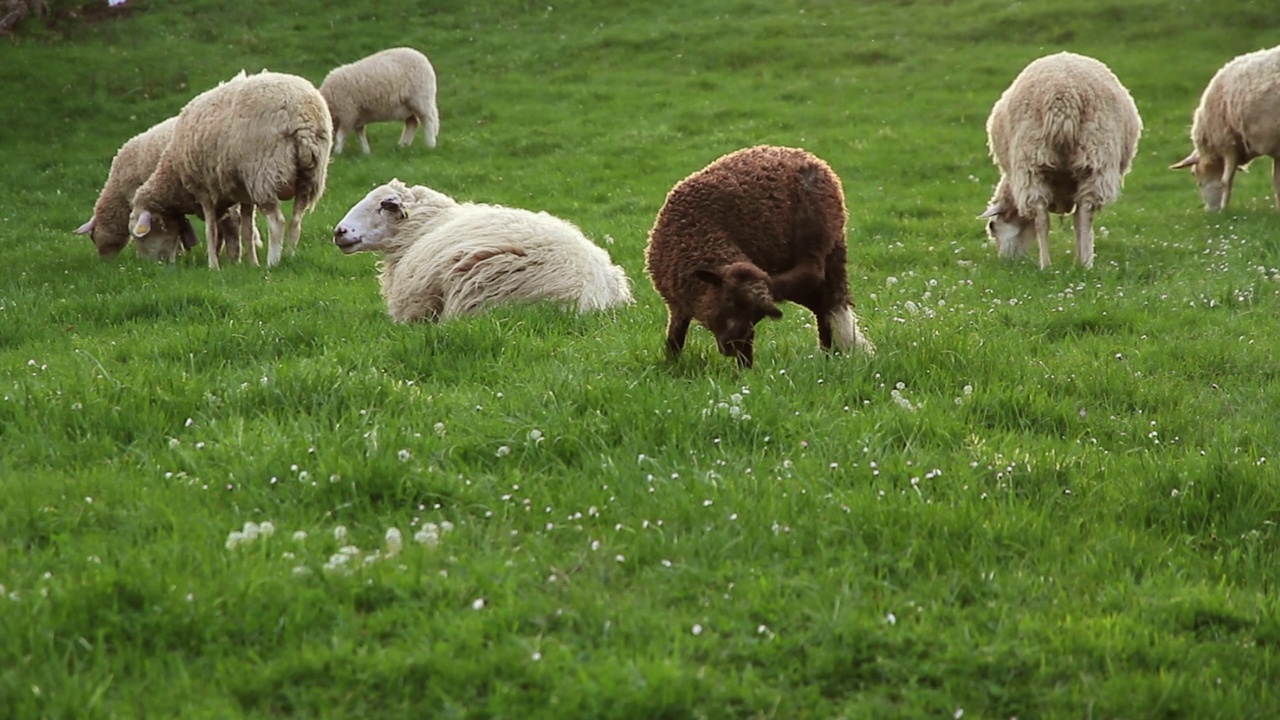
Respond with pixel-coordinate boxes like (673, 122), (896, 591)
(332, 179), (634, 322)
(320, 47), (439, 155)
(981, 52), (1142, 269)
(75, 116), (259, 262)
(129, 70), (332, 269)
(644, 145), (875, 369)
(1171, 45), (1280, 211)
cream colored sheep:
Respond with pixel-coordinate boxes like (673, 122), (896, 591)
(332, 179), (633, 322)
(1171, 45), (1280, 211)
(320, 47), (439, 155)
(981, 52), (1142, 269)
(129, 70), (332, 269)
(75, 116), (258, 263)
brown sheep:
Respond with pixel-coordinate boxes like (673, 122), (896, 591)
(644, 145), (875, 368)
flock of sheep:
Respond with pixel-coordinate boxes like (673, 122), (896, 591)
(77, 44), (1280, 368)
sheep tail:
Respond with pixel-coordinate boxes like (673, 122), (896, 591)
(291, 128), (330, 214)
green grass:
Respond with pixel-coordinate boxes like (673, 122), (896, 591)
(3, 0), (1280, 717)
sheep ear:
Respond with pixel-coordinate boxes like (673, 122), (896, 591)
(1170, 152), (1199, 170)
(178, 217), (199, 250)
(75, 218), (95, 235)
(132, 211), (152, 238)
(380, 197), (407, 219)
(977, 205), (1001, 219)
(693, 267), (723, 286)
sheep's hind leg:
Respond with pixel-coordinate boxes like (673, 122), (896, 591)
(1073, 202), (1095, 269)
(1034, 204), (1051, 270)
(333, 128), (347, 155)
(262, 204), (287, 267)
(202, 201), (221, 270)
(399, 116), (420, 148)
(357, 127), (372, 155)
(665, 312), (692, 358)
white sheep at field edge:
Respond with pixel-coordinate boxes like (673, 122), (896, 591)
(320, 47), (439, 155)
(1171, 45), (1280, 211)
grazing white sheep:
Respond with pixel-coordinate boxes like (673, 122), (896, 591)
(320, 47), (439, 155)
(75, 116), (259, 263)
(1171, 45), (1280, 211)
(981, 52), (1142, 269)
(332, 179), (633, 322)
(645, 145), (874, 368)
(129, 70), (332, 269)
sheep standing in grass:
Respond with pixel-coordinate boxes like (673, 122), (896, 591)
(320, 47), (439, 155)
(332, 179), (633, 322)
(129, 70), (332, 269)
(981, 52), (1142, 269)
(1171, 46), (1280, 211)
(644, 145), (875, 369)
(75, 117), (258, 262)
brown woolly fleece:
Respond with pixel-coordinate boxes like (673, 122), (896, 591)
(644, 145), (873, 368)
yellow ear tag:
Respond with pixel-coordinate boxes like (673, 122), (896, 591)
(134, 223), (149, 237)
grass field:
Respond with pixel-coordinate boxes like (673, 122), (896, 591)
(2, 0), (1280, 717)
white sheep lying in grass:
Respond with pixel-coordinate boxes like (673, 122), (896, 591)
(129, 70), (332, 269)
(332, 179), (634, 322)
(320, 47), (439, 155)
(76, 116), (258, 262)
(1171, 45), (1280, 211)
(981, 52), (1142, 269)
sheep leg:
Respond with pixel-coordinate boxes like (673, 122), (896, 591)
(1073, 202), (1095, 269)
(357, 127), (372, 155)
(1272, 158), (1280, 210)
(399, 116), (420, 147)
(284, 199), (305, 256)
(1034, 204), (1051, 270)
(240, 202), (259, 266)
(333, 127), (347, 155)
(202, 201), (221, 270)
(262, 204), (287, 267)
(665, 312), (692, 358)
(1220, 156), (1237, 211)
(732, 333), (755, 370)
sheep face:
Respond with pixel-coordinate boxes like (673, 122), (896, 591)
(74, 217), (129, 258)
(980, 205), (1035, 260)
(334, 181), (452, 254)
(694, 261), (783, 367)
(1170, 152), (1228, 211)
(127, 208), (198, 262)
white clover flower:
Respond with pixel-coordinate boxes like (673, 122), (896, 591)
(242, 522), (260, 540)
(691, 624), (704, 636)
(471, 598), (486, 610)
(496, 445), (511, 457)
(292, 530), (308, 542)
(225, 531), (247, 550)
(528, 429), (543, 443)
(291, 566), (312, 577)
(385, 527), (403, 556)
(333, 525), (348, 543)
(258, 521), (275, 537)
(414, 529), (440, 547)
(440, 521), (454, 533)
(398, 449), (412, 462)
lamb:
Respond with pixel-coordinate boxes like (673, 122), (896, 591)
(75, 116), (259, 263)
(320, 47), (439, 155)
(644, 145), (875, 369)
(129, 70), (332, 269)
(980, 52), (1142, 269)
(332, 179), (633, 322)
(1170, 45), (1280, 211)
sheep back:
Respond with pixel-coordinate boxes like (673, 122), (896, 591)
(986, 52), (1142, 217)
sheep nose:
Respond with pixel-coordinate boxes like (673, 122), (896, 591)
(333, 226), (348, 241)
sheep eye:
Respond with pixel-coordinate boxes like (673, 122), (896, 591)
(379, 199), (400, 214)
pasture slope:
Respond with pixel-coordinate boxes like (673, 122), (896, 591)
(1, 0), (1279, 717)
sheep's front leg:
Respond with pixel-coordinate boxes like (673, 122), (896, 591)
(240, 202), (259, 266)
(1219, 155), (1238, 211)
(665, 312), (692, 358)
(357, 127), (372, 155)
(1073, 202), (1095, 269)
(399, 116), (420, 147)
(262, 204), (287, 267)
(1034, 204), (1051, 270)
(333, 127), (347, 155)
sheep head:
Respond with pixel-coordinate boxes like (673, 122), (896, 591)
(127, 208), (198, 263)
(75, 216), (129, 258)
(333, 179), (455, 254)
(1170, 151), (1229, 211)
(979, 204), (1035, 261)
(693, 261), (782, 368)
